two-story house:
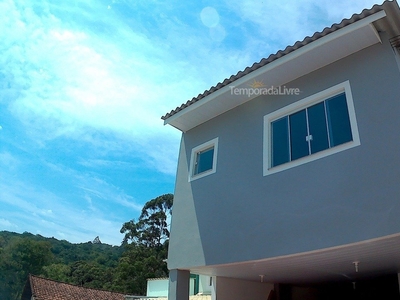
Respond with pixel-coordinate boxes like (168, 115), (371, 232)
(162, 1), (400, 299)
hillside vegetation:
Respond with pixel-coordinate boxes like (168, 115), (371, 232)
(0, 193), (173, 300)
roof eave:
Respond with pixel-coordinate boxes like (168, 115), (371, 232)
(164, 9), (388, 132)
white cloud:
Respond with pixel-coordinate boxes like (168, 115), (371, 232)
(1, 0), (266, 180)
(140, 133), (180, 175)
(0, 0), (225, 177)
(78, 182), (142, 212)
(0, 218), (18, 229)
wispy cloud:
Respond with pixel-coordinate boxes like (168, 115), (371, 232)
(77, 177), (143, 212)
(0, 218), (18, 229)
(0, 177), (125, 245)
(1, 0), (234, 178)
(0, 150), (138, 244)
(78, 158), (137, 169)
(44, 160), (144, 211)
(0, 151), (20, 170)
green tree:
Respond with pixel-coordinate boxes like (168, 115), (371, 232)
(115, 194), (173, 294)
(113, 244), (168, 294)
(40, 263), (71, 283)
(121, 193), (173, 246)
(0, 237), (52, 300)
(68, 261), (112, 288)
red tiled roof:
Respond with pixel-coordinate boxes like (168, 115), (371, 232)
(161, 1), (391, 121)
(28, 274), (126, 300)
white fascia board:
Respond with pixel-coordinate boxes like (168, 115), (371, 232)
(164, 10), (386, 131)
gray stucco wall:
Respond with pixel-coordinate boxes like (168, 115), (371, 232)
(168, 32), (400, 270)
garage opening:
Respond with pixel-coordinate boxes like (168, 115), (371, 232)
(276, 274), (400, 300)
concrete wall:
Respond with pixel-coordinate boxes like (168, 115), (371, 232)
(215, 277), (273, 300)
(148, 275), (211, 297)
(147, 279), (169, 297)
(168, 270), (190, 300)
(198, 275), (212, 294)
(168, 30), (400, 270)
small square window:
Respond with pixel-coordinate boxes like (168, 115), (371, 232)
(189, 138), (218, 181)
(264, 81), (360, 176)
(194, 147), (214, 175)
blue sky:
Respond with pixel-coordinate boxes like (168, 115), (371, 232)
(0, 0), (380, 245)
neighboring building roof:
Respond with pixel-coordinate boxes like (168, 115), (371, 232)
(125, 296), (211, 300)
(162, 0), (400, 132)
(147, 277), (169, 281)
(21, 274), (127, 300)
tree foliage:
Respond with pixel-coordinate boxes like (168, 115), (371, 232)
(41, 263), (71, 283)
(117, 193), (173, 294)
(121, 193), (173, 247)
(0, 237), (52, 300)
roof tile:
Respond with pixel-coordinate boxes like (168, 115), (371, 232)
(28, 274), (127, 300)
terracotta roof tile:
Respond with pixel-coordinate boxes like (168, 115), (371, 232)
(161, 2), (388, 121)
(28, 274), (127, 300)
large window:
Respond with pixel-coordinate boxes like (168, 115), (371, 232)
(264, 81), (360, 175)
(189, 138), (218, 181)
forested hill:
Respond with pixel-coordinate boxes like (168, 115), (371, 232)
(0, 230), (123, 265)
(0, 193), (173, 300)
(0, 231), (123, 299)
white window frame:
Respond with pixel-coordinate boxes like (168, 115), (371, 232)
(189, 137), (219, 181)
(263, 80), (360, 176)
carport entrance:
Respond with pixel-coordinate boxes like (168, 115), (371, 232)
(276, 274), (400, 300)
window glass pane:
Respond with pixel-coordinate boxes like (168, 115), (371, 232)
(290, 109), (309, 160)
(307, 102), (329, 154)
(326, 93), (353, 146)
(271, 117), (290, 167)
(195, 147), (214, 174)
